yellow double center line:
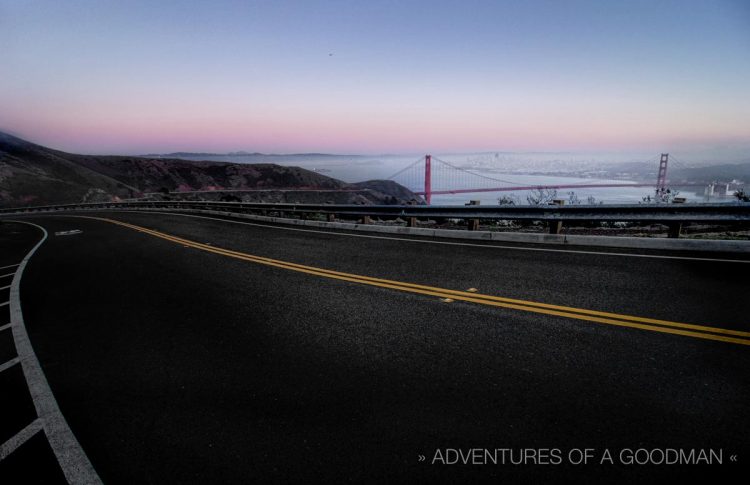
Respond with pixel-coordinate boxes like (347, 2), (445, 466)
(87, 216), (750, 346)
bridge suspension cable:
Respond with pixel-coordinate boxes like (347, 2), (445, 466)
(431, 157), (527, 186)
(386, 157), (424, 180)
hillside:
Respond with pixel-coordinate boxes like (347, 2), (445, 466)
(602, 160), (750, 184)
(0, 132), (419, 207)
(670, 163), (750, 183)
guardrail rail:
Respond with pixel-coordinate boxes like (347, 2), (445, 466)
(2, 200), (750, 238)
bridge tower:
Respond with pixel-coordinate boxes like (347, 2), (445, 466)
(655, 153), (669, 199)
(424, 154), (432, 205)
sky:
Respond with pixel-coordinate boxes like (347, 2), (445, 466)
(1, 0), (749, 156)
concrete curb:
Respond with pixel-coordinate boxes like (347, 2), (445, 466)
(106, 207), (750, 253)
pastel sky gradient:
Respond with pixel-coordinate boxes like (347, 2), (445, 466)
(1, 0), (749, 155)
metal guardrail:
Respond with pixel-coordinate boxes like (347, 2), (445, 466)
(2, 200), (750, 237)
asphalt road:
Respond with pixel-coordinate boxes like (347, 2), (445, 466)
(2, 211), (749, 483)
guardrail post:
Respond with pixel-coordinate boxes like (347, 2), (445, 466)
(327, 213), (335, 222)
(361, 215), (371, 225)
(407, 216), (417, 228)
(549, 199), (564, 234)
(668, 222), (682, 238)
(464, 200), (480, 230)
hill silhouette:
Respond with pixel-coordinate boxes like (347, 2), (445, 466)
(0, 132), (418, 207)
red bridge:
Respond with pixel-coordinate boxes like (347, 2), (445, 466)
(389, 153), (688, 204)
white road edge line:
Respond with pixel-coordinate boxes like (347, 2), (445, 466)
(0, 322), (12, 332)
(0, 273), (16, 279)
(0, 418), (44, 460)
(97, 209), (750, 264)
(1, 285), (11, 291)
(5, 220), (102, 484)
(0, 263), (21, 271)
(0, 356), (20, 373)
(0, 301), (8, 308)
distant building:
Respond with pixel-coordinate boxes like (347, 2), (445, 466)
(704, 183), (730, 197)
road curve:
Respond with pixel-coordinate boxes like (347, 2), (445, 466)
(5, 211), (750, 483)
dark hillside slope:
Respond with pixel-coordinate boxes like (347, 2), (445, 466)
(0, 132), (418, 207)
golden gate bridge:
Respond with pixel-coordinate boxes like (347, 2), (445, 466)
(388, 153), (692, 204)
